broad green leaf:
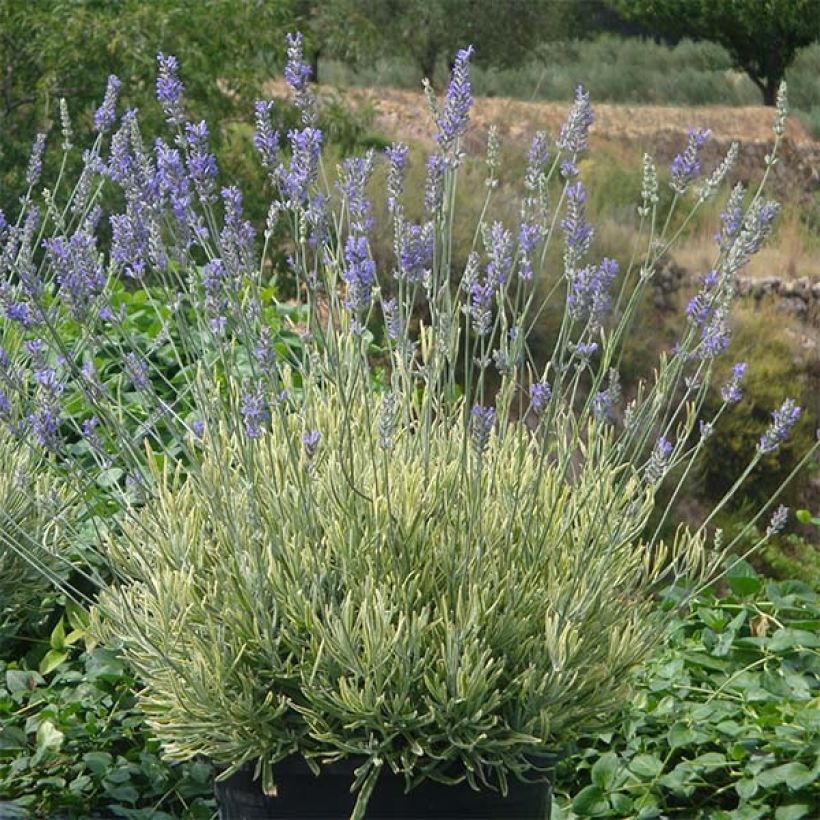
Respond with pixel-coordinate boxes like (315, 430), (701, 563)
(757, 762), (815, 790)
(728, 574), (763, 597)
(49, 618), (66, 651)
(36, 720), (64, 752)
(667, 722), (698, 748)
(571, 784), (610, 816)
(590, 752), (619, 790)
(735, 777), (758, 800)
(629, 754), (664, 780)
(609, 793), (632, 814)
(633, 792), (661, 818)
(691, 752), (728, 769)
(39, 649), (69, 675)
(5, 669), (41, 693)
(83, 751), (113, 774)
(768, 629), (820, 652)
(775, 805), (812, 820)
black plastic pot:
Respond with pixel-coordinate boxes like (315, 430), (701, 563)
(214, 757), (553, 819)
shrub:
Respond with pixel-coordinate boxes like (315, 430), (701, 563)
(1, 36), (814, 819)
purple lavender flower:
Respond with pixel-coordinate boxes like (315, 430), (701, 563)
(645, 436), (673, 484)
(254, 100), (280, 177)
(82, 415), (106, 457)
(0, 389), (11, 421)
(727, 200), (780, 272)
(720, 361), (748, 404)
(567, 257), (619, 324)
(220, 186), (256, 274)
(557, 86), (594, 155)
(686, 269), (720, 328)
(517, 220), (542, 281)
(382, 298), (402, 340)
(1, 290), (38, 329)
(241, 386), (269, 439)
(302, 429), (321, 459)
(424, 154), (448, 214)
(192, 419), (206, 439)
(592, 369), (621, 423)
(530, 382), (552, 415)
(283, 127), (322, 205)
(110, 206), (150, 280)
(436, 45), (475, 153)
(339, 152), (375, 232)
(29, 365), (64, 452)
(766, 504), (789, 536)
(202, 258), (229, 328)
(470, 404), (496, 457)
(560, 159), (579, 179)
(525, 132), (550, 191)
(670, 127), (711, 195)
(254, 326), (279, 373)
(155, 139), (194, 237)
(44, 224), (108, 322)
(26, 133), (47, 187)
(124, 353), (150, 391)
(574, 341), (599, 361)
(94, 75), (122, 133)
(385, 143), (409, 212)
(715, 183), (745, 250)
(699, 420), (714, 440)
(343, 234), (376, 312)
(699, 306), (731, 359)
(182, 120), (217, 203)
(561, 182), (593, 272)
(397, 221), (433, 284)
(467, 279), (495, 335)
(284, 32), (316, 125)
(758, 399), (801, 455)
(378, 392), (398, 451)
(156, 53), (185, 125)
(485, 222), (513, 288)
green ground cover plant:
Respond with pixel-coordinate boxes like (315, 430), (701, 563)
(551, 563), (820, 819)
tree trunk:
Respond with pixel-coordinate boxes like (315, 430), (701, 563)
(762, 76), (779, 107)
(749, 70), (780, 106)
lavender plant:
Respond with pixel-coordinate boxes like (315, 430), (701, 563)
(0, 37), (815, 819)
(0, 333), (74, 647)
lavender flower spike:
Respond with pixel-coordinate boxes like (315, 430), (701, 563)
(94, 75), (122, 133)
(530, 382), (552, 415)
(436, 45), (475, 153)
(26, 133), (47, 187)
(156, 53), (185, 125)
(470, 404), (496, 457)
(254, 100), (280, 177)
(241, 386), (269, 439)
(302, 430), (321, 459)
(645, 437), (673, 484)
(758, 399), (801, 455)
(720, 362), (747, 405)
(557, 85), (594, 155)
(670, 127), (711, 195)
(284, 32), (316, 125)
(766, 504), (789, 537)
(561, 182), (593, 273)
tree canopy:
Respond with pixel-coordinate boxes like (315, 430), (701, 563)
(609, 0), (820, 104)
